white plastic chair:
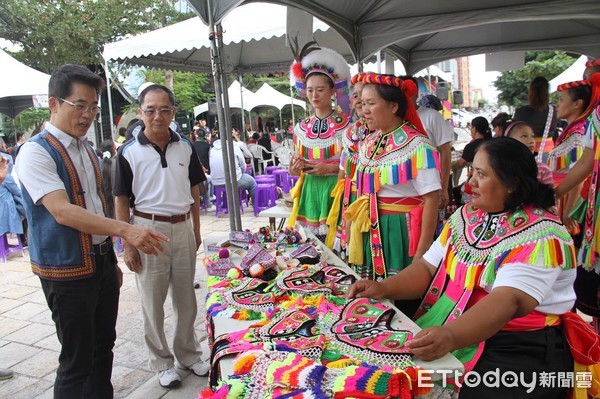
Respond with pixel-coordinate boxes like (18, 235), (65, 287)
(274, 146), (293, 168)
(281, 138), (294, 149)
(248, 144), (275, 174)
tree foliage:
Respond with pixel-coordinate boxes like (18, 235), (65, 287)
(0, 0), (193, 73)
(2, 108), (50, 144)
(493, 51), (577, 108)
(141, 69), (212, 114)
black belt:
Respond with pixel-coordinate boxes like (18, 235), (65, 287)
(93, 238), (113, 256)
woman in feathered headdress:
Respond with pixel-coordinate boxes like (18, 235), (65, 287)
(287, 43), (352, 241)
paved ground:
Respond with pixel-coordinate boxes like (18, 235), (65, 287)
(0, 210), (272, 399)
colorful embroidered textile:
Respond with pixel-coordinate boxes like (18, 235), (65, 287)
(294, 111), (349, 161)
(580, 105), (600, 272)
(547, 118), (587, 175)
(326, 298), (414, 368)
(343, 122), (439, 280)
(273, 263), (356, 297)
(355, 123), (438, 195)
(202, 349), (426, 399)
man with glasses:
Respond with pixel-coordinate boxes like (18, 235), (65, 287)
(125, 82), (182, 140)
(113, 84), (209, 389)
(16, 64), (169, 398)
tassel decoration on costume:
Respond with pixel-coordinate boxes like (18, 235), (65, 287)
(355, 124), (439, 195)
(441, 204), (576, 290)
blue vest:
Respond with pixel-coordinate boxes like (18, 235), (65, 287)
(21, 131), (107, 280)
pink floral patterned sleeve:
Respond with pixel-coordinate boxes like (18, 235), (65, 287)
(537, 162), (554, 186)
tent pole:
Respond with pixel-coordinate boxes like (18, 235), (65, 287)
(104, 60), (116, 139)
(279, 109), (282, 130)
(207, 0), (241, 231)
(238, 72), (246, 137)
(217, 22), (242, 230)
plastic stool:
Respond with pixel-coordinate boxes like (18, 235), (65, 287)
(0, 233), (25, 263)
(272, 169), (289, 193)
(214, 186), (246, 217)
(253, 183), (279, 216)
(288, 175), (300, 191)
(265, 165), (281, 175)
(245, 164), (254, 177)
(255, 175), (276, 183)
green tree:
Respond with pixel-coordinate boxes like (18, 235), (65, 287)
(1, 108), (50, 143)
(141, 69), (212, 114)
(0, 0), (194, 73)
(493, 51), (577, 108)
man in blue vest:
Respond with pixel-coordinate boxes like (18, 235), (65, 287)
(16, 64), (169, 399)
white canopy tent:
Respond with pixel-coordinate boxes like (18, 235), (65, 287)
(193, 80), (257, 116)
(194, 81), (306, 130)
(0, 49), (50, 118)
(251, 83), (306, 112)
(549, 55), (588, 92)
(102, 4), (353, 74)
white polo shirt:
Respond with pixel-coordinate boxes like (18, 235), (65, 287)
(113, 129), (205, 216)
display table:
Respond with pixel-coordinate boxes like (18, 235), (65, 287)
(258, 204), (291, 231)
(203, 234), (463, 384)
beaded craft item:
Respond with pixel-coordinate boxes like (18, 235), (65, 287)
(326, 298), (414, 368)
(274, 263), (356, 296)
(202, 349), (427, 399)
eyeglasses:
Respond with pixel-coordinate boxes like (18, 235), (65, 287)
(58, 98), (101, 114)
(141, 107), (175, 117)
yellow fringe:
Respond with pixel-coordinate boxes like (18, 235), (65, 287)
(287, 172), (305, 228)
(324, 179), (346, 248)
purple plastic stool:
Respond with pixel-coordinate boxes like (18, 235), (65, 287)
(265, 165), (280, 175)
(272, 169), (289, 193)
(214, 186), (247, 217)
(253, 183), (278, 216)
(0, 233), (24, 263)
(255, 175), (275, 183)
(245, 164), (255, 177)
(288, 175), (300, 191)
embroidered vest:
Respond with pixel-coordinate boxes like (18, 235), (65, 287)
(21, 131), (107, 280)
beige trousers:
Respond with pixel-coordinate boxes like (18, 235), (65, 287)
(133, 215), (202, 371)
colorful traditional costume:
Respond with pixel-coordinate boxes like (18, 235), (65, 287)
(344, 73), (440, 281)
(575, 71), (600, 330)
(547, 81), (592, 187)
(288, 46), (351, 237)
(325, 73), (371, 254)
(415, 203), (600, 398)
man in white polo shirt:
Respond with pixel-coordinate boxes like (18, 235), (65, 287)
(113, 84), (209, 388)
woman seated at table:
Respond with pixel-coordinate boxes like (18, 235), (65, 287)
(348, 137), (579, 398)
